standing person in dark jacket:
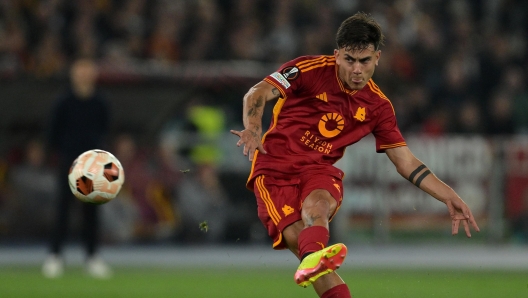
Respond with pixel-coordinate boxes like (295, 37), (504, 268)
(42, 58), (113, 279)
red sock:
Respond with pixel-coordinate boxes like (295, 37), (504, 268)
(321, 284), (351, 298)
(298, 226), (329, 260)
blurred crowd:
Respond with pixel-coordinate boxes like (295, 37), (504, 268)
(0, 101), (258, 246)
(1, 0), (528, 244)
(1, 0), (528, 134)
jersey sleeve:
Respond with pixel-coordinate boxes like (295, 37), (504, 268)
(373, 103), (407, 152)
(263, 57), (306, 99)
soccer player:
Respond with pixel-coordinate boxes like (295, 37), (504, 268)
(230, 12), (480, 298)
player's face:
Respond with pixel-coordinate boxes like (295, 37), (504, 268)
(334, 45), (380, 90)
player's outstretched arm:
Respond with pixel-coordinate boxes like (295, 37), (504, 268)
(385, 146), (480, 237)
(230, 80), (281, 161)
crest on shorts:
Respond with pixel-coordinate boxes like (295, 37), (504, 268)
(282, 204), (294, 216)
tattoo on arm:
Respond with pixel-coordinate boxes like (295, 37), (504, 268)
(408, 165), (426, 183)
(414, 170), (431, 188)
(247, 96), (264, 118)
(408, 164), (431, 187)
(271, 88), (280, 98)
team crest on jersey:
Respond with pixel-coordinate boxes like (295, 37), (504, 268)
(281, 66), (299, 81)
(353, 107), (366, 122)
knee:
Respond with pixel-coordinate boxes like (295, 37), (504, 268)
(301, 189), (337, 227)
(303, 190), (337, 215)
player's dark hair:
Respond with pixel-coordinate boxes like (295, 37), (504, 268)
(336, 12), (385, 51)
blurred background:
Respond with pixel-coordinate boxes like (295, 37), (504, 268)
(1, 0), (528, 252)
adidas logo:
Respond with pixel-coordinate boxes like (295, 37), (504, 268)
(316, 92), (328, 102)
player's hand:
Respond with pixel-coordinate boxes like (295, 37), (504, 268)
(230, 129), (267, 161)
(446, 197), (480, 238)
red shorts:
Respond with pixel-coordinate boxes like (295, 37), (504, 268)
(252, 173), (343, 250)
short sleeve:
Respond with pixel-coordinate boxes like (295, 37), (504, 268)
(373, 104), (406, 152)
(263, 57), (305, 99)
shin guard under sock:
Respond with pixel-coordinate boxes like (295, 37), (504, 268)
(298, 226), (330, 261)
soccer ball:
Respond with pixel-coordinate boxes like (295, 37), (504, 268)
(68, 149), (125, 204)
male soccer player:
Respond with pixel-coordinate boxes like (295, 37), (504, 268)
(231, 12), (480, 298)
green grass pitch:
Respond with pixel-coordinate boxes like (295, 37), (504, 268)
(1, 267), (527, 298)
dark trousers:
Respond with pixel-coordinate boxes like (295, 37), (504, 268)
(50, 157), (99, 257)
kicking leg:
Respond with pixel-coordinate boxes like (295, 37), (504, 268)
(283, 189), (351, 297)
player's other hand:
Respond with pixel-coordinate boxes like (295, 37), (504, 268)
(446, 196), (480, 238)
(230, 129), (267, 161)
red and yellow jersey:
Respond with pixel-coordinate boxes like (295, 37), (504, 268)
(247, 55), (406, 189)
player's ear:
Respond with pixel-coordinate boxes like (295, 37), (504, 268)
(334, 49), (340, 64)
(375, 50), (381, 66)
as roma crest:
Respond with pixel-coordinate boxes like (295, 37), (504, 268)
(353, 107), (366, 122)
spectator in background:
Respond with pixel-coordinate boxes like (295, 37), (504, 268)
(29, 31), (67, 78)
(434, 53), (476, 109)
(410, 13), (445, 93)
(42, 58), (112, 279)
(6, 139), (57, 238)
(226, 0), (264, 61)
(69, 2), (99, 59)
(477, 33), (512, 102)
(227, 17), (264, 61)
(263, 0), (298, 63)
(178, 162), (230, 243)
(485, 88), (515, 135)
(395, 85), (432, 133)
(455, 100), (485, 135)
(184, 0), (223, 61)
(146, 1), (185, 64)
(151, 133), (184, 239)
(503, 65), (528, 134)
(0, 12), (28, 74)
(111, 133), (153, 240)
(420, 106), (452, 136)
(101, 133), (141, 243)
(111, 132), (181, 242)
(112, 0), (148, 59)
(177, 102), (230, 243)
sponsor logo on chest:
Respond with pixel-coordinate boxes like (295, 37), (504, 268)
(297, 93), (369, 153)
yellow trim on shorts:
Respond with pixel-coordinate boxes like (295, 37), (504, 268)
(255, 176), (282, 225)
